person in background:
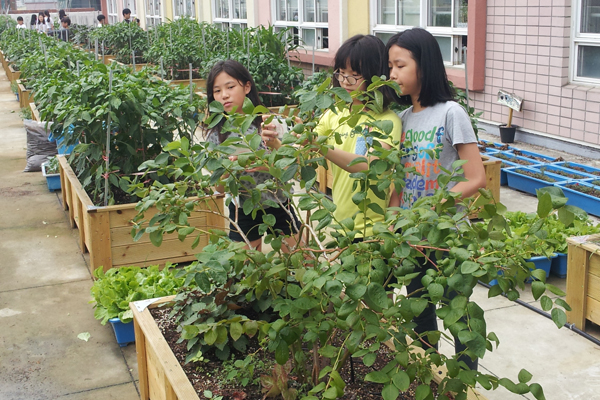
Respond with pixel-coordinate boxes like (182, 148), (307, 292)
(58, 9), (67, 21)
(58, 17), (70, 42)
(36, 12), (47, 34)
(16, 16), (26, 29)
(29, 14), (37, 29)
(122, 8), (131, 23)
(44, 10), (53, 33)
(97, 14), (107, 27)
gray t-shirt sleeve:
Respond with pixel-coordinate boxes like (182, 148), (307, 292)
(445, 102), (477, 147)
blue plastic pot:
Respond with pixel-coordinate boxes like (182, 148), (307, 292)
(551, 253), (568, 278)
(41, 162), (61, 192)
(556, 181), (600, 217)
(552, 161), (600, 178)
(525, 255), (554, 282)
(108, 318), (135, 347)
(48, 125), (77, 155)
(529, 164), (597, 181)
(505, 166), (569, 195)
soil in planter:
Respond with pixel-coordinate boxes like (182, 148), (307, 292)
(477, 140), (509, 151)
(511, 149), (564, 163)
(492, 152), (535, 165)
(538, 166), (588, 180)
(150, 308), (449, 400)
(565, 183), (600, 198)
(561, 162), (600, 177)
(514, 169), (557, 182)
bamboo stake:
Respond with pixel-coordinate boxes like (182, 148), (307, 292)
(104, 69), (114, 207)
(507, 108), (514, 128)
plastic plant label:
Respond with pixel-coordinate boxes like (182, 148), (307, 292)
(133, 297), (163, 312)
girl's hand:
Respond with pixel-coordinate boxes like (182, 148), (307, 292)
(261, 115), (282, 150)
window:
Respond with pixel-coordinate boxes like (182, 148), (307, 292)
(372, 0), (468, 65)
(123, 0), (137, 17)
(146, 0), (163, 27)
(572, 0), (600, 83)
(107, 0), (119, 24)
(213, 0), (247, 30)
(174, 0), (196, 18)
(273, 0), (329, 49)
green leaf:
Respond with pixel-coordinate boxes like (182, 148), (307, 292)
(365, 282), (388, 312)
(382, 384), (400, 400)
(540, 295), (553, 311)
(346, 283), (367, 300)
(363, 352), (377, 366)
(182, 325), (199, 340)
(551, 308), (567, 328)
(275, 339), (289, 364)
(415, 384), (432, 400)
(364, 371), (389, 384)
(518, 369), (533, 383)
(531, 281), (545, 300)
(460, 261), (480, 274)
(230, 321), (243, 341)
(204, 327), (218, 345)
(391, 371), (410, 391)
(536, 192), (553, 218)
(529, 383), (546, 400)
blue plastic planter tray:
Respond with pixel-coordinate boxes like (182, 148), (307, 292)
(108, 318), (135, 347)
(497, 159), (521, 186)
(529, 164), (597, 181)
(48, 125), (77, 155)
(551, 252), (568, 278)
(552, 161), (600, 178)
(507, 149), (559, 163)
(556, 181), (600, 217)
(41, 162), (61, 192)
(489, 255), (553, 286)
(479, 139), (511, 151)
(505, 166), (568, 195)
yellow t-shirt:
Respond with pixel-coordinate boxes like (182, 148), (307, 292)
(315, 107), (402, 237)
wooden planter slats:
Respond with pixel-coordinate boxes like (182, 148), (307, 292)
(29, 102), (41, 121)
(58, 156), (225, 274)
(17, 80), (32, 109)
(8, 64), (20, 82)
(131, 295), (199, 400)
(566, 234), (600, 330)
(113, 60), (149, 72)
(131, 295), (487, 400)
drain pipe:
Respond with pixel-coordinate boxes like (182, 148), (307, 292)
(463, 46), (470, 113)
(478, 281), (600, 347)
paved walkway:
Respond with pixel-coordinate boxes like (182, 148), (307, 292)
(0, 62), (599, 400)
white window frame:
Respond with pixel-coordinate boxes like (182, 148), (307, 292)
(213, 0), (248, 30)
(571, 0), (600, 84)
(146, 0), (163, 27)
(272, 0), (329, 50)
(173, 0), (196, 18)
(370, 0), (468, 66)
(107, 0), (119, 24)
(123, 0), (137, 17)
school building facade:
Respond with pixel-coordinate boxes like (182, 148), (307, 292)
(98, 0), (600, 156)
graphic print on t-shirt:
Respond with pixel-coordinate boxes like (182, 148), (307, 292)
(401, 125), (445, 207)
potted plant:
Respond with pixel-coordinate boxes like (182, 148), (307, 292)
(504, 166), (568, 195)
(41, 155), (60, 192)
(497, 90), (523, 143)
(556, 181), (600, 217)
(91, 264), (188, 346)
(128, 80), (569, 400)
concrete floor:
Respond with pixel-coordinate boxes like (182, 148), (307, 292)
(1, 65), (599, 400)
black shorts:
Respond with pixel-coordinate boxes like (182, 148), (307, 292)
(228, 200), (300, 242)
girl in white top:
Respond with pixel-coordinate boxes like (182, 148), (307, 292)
(36, 13), (47, 34)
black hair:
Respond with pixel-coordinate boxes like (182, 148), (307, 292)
(30, 14), (37, 26)
(123, 8), (131, 15)
(37, 12), (45, 24)
(44, 10), (50, 17)
(62, 17), (71, 26)
(385, 28), (455, 107)
(333, 34), (393, 108)
(17, 16), (23, 21)
(97, 14), (106, 22)
(205, 60), (262, 143)
(59, 9), (66, 19)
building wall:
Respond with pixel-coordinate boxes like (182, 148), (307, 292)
(472, 0), (600, 147)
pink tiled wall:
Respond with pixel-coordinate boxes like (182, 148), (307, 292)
(471, 0), (600, 146)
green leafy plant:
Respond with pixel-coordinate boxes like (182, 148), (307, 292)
(91, 264), (187, 324)
(90, 22), (149, 64)
(45, 156), (59, 174)
(130, 77), (573, 399)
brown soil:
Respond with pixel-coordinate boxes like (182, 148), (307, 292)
(150, 308), (448, 400)
(493, 152), (534, 165)
(565, 183), (600, 198)
(514, 169), (557, 182)
(478, 140), (509, 151)
(539, 166), (588, 180)
(511, 149), (564, 163)
(561, 163), (600, 177)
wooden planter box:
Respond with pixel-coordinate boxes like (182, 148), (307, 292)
(8, 64), (20, 82)
(566, 234), (600, 331)
(131, 295), (486, 400)
(168, 78), (207, 91)
(113, 60), (150, 72)
(102, 54), (116, 65)
(29, 102), (41, 121)
(17, 80), (32, 109)
(316, 154), (501, 204)
(0, 50), (6, 71)
(57, 156), (225, 274)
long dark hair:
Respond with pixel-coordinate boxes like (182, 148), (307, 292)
(30, 14), (37, 27)
(386, 28), (455, 107)
(205, 60), (262, 143)
(44, 10), (51, 23)
(333, 34), (393, 109)
(59, 9), (66, 20)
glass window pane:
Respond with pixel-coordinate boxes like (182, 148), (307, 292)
(434, 36), (452, 62)
(400, 0), (420, 26)
(429, 0), (451, 27)
(304, 0), (315, 22)
(581, 0), (600, 33)
(578, 45), (600, 78)
(277, 0), (286, 20)
(222, 0), (230, 18)
(303, 28), (316, 48)
(456, 0), (468, 28)
(239, 0), (247, 19)
(379, 0), (395, 25)
(317, 0), (328, 22)
(375, 31), (395, 45)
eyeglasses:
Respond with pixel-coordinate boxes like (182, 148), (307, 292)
(333, 72), (364, 85)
